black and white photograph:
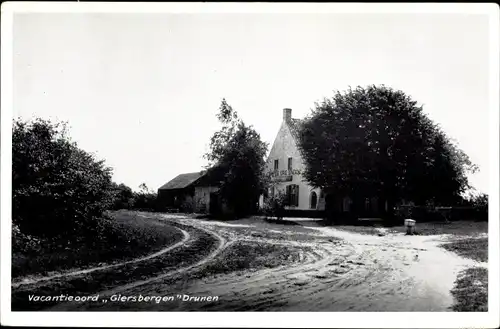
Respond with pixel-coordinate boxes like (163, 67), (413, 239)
(1, 2), (499, 328)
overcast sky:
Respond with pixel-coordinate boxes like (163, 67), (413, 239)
(13, 12), (490, 193)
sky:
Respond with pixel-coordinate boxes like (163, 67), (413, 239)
(13, 12), (490, 193)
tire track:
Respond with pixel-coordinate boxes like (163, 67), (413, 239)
(12, 227), (190, 289)
(37, 214), (482, 312)
(79, 219), (228, 299)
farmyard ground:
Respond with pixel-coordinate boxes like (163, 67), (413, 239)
(11, 211), (488, 312)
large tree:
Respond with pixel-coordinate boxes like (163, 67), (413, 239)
(12, 118), (116, 239)
(297, 85), (477, 216)
(205, 99), (268, 218)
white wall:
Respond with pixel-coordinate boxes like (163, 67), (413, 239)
(265, 120), (324, 210)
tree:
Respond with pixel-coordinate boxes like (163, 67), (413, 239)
(205, 99), (268, 218)
(297, 85), (477, 217)
(111, 183), (135, 210)
(133, 183), (158, 211)
(12, 118), (116, 239)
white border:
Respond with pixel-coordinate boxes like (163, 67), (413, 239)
(1, 2), (499, 328)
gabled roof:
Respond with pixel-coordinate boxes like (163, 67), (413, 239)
(287, 118), (304, 142)
(158, 172), (205, 190)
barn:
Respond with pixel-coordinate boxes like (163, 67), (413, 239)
(157, 169), (222, 213)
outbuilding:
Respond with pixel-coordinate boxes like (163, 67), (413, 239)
(157, 169), (223, 213)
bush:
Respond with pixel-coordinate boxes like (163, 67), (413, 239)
(129, 183), (159, 212)
(132, 192), (158, 211)
(262, 192), (288, 220)
(470, 193), (488, 221)
(111, 183), (135, 210)
(12, 118), (116, 239)
(394, 202), (488, 223)
(12, 224), (42, 255)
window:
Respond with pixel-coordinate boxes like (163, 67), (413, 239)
(286, 184), (299, 207)
(288, 157), (293, 170)
(274, 159), (279, 170)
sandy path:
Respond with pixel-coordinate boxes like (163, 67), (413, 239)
(12, 226), (190, 289)
(93, 219), (229, 298)
(96, 217), (482, 312)
(39, 214), (486, 312)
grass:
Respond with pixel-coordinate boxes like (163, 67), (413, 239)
(190, 241), (304, 279)
(439, 236), (488, 312)
(263, 218), (301, 226)
(450, 267), (488, 311)
(390, 220), (488, 236)
(329, 220), (487, 237)
(12, 211), (185, 279)
(11, 221), (219, 311)
(441, 238), (488, 262)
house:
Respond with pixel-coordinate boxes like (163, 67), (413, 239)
(159, 107), (386, 219)
(157, 171), (220, 213)
(262, 108), (388, 219)
(260, 108), (328, 213)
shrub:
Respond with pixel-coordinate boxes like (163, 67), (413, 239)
(263, 192), (288, 220)
(470, 193), (488, 221)
(132, 192), (158, 211)
(12, 118), (116, 239)
(130, 183), (159, 212)
(12, 224), (42, 255)
(111, 183), (135, 210)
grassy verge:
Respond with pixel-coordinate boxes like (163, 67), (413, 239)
(11, 221), (218, 311)
(439, 236), (488, 312)
(331, 220), (487, 237)
(450, 267), (488, 311)
(12, 211), (185, 279)
(390, 220), (488, 236)
(190, 241), (305, 279)
(441, 238), (488, 262)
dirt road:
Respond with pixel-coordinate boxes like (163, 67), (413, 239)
(45, 213), (484, 312)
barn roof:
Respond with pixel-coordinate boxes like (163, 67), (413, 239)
(158, 172), (205, 190)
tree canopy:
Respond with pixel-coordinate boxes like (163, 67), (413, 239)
(297, 85), (477, 211)
(12, 118), (116, 239)
(205, 99), (268, 218)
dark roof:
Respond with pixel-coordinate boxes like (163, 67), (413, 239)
(158, 172), (205, 190)
(287, 118), (304, 142)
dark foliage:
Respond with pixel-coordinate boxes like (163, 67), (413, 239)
(110, 182), (159, 212)
(262, 191), (288, 220)
(297, 85), (477, 216)
(205, 99), (268, 218)
(12, 118), (116, 241)
(131, 183), (158, 211)
(111, 183), (135, 210)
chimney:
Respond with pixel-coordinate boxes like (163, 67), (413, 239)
(283, 108), (292, 122)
